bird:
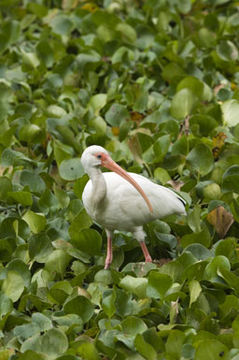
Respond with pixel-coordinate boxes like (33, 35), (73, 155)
(81, 145), (186, 269)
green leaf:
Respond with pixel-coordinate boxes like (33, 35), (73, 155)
(59, 158), (85, 181)
(181, 227), (211, 248)
(189, 279), (202, 306)
(177, 76), (204, 99)
(63, 296), (94, 323)
(21, 328), (68, 357)
(186, 144), (214, 175)
(165, 330), (185, 358)
(36, 40), (54, 68)
(29, 233), (53, 263)
(189, 115), (218, 136)
(134, 334), (157, 360)
(147, 271), (173, 299)
(171, 88), (197, 119)
(105, 103), (129, 126)
(70, 229), (102, 256)
(14, 313), (52, 341)
(20, 170), (46, 194)
(8, 191), (33, 206)
(88, 94), (107, 116)
(0, 291), (13, 317)
(195, 339), (228, 360)
(69, 208), (93, 237)
(0, 177), (12, 201)
(23, 210), (46, 234)
(119, 275), (147, 298)
(77, 342), (100, 360)
(222, 100), (239, 127)
(2, 270), (25, 302)
(204, 255), (231, 281)
(222, 165), (239, 193)
(154, 167), (171, 184)
(45, 249), (72, 277)
(102, 289), (116, 318)
(121, 316), (147, 335)
(116, 23), (137, 43)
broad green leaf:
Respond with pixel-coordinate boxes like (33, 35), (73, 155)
(20, 170), (45, 194)
(134, 334), (157, 360)
(165, 330), (185, 358)
(147, 271), (173, 299)
(2, 271), (25, 302)
(121, 316), (147, 335)
(69, 208), (93, 237)
(88, 94), (107, 116)
(8, 191), (32, 206)
(189, 115), (218, 136)
(59, 158), (84, 181)
(0, 177), (12, 201)
(181, 227), (211, 248)
(222, 165), (239, 193)
(7, 259), (31, 287)
(177, 76), (204, 99)
(195, 339), (228, 360)
(14, 312), (52, 341)
(77, 342), (100, 360)
(23, 210), (46, 234)
(49, 14), (73, 36)
(29, 233), (53, 263)
(70, 229), (102, 256)
(222, 100), (239, 127)
(102, 289), (116, 318)
(119, 275), (147, 298)
(217, 40), (238, 61)
(189, 279), (202, 306)
(204, 255), (231, 280)
(21, 328), (68, 357)
(63, 296), (94, 323)
(171, 88), (197, 119)
(45, 249), (72, 277)
(36, 40), (54, 68)
(0, 291), (13, 317)
(1, 148), (34, 166)
(154, 167), (171, 184)
(105, 103), (129, 126)
(186, 144), (214, 175)
(116, 23), (137, 43)
(73, 175), (89, 199)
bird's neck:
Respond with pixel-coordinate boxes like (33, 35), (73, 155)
(88, 167), (107, 207)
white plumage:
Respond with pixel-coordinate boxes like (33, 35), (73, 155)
(81, 145), (186, 269)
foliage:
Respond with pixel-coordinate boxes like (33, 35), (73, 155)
(0, 0), (239, 359)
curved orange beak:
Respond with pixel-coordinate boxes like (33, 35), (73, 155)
(100, 154), (153, 213)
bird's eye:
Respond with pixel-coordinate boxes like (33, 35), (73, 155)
(97, 154), (102, 159)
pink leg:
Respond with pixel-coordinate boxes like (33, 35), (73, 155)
(104, 230), (113, 269)
(140, 241), (152, 263)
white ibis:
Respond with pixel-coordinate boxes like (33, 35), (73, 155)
(81, 145), (186, 269)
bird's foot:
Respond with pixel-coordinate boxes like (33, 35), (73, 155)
(104, 262), (110, 270)
(145, 255), (152, 263)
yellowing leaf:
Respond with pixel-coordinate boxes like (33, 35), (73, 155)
(212, 132), (227, 159)
(81, 3), (98, 12)
(207, 206), (234, 238)
(111, 126), (120, 136)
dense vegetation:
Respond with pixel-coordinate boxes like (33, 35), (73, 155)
(1, 0), (239, 359)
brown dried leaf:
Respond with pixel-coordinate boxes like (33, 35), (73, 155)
(167, 180), (185, 191)
(212, 132), (227, 160)
(207, 206), (234, 238)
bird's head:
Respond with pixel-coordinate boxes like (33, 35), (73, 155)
(81, 145), (153, 213)
(81, 145), (109, 170)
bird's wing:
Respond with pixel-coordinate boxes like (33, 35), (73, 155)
(101, 172), (186, 230)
